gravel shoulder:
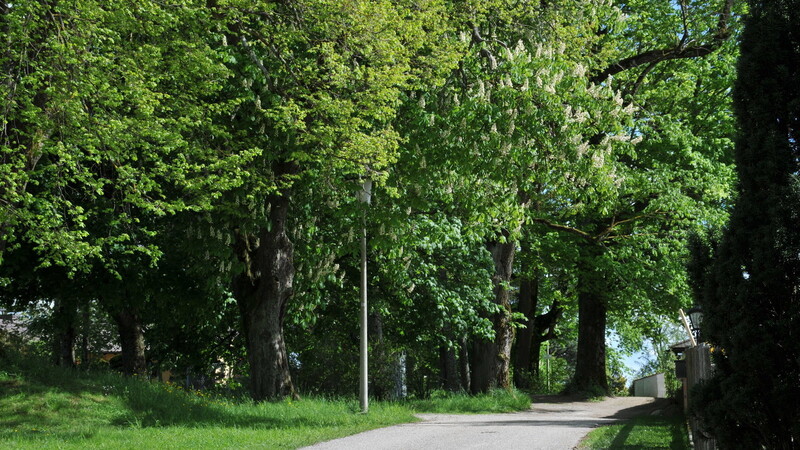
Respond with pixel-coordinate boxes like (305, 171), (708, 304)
(302, 396), (671, 450)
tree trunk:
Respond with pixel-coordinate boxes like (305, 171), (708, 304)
(572, 249), (609, 394)
(440, 345), (461, 392)
(513, 273), (538, 388)
(513, 269), (563, 389)
(458, 336), (471, 392)
(471, 232), (516, 393)
(530, 339), (543, 380)
(439, 325), (462, 392)
(113, 308), (146, 376)
(369, 311), (383, 342)
(233, 185), (297, 401)
(393, 351), (407, 399)
(52, 299), (77, 368)
(80, 304), (90, 369)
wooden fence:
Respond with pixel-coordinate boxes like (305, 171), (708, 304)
(685, 343), (715, 450)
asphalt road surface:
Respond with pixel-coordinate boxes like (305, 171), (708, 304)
(303, 396), (669, 450)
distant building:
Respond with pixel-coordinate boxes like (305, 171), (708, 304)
(632, 373), (666, 398)
(0, 309), (28, 338)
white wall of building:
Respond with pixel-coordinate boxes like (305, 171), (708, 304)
(633, 373), (666, 398)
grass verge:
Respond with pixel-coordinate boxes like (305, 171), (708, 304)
(408, 388), (531, 413)
(0, 351), (413, 449)
(0, 350), (529, 449)
(578, 414), (691, 450)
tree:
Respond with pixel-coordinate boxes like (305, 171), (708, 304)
(692, 0), (800, 447)
(512, 234), (565, 389)
(392, 0), (641, 393)
(0, 1), (231, 271)
(2, 0), (244, 375)
(526, 0), (741, 393)
(0, 243), (88, 367)
(209, 0), (459, 401)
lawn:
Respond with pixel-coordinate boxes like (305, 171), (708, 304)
(0, 351), (530, 449)
(578, 414), (691, 450)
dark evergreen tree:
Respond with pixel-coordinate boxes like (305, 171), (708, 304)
(692, 1), (800, 447)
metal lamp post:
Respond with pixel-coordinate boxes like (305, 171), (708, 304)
(357, 179), (372, 413)
(685, 306), (703, 344)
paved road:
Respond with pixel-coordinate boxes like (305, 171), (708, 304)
(303, 396), (668, 450)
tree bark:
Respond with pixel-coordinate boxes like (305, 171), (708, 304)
(572, 248), (609, 394)
(531, 302), (561, 372)
(439, 325), (464, 392)
(458, 336), (471, 392)
(471, 232), (516, 393)
(233, 184), (297, 401)
(113, 308), (146, 376)
(52, 299), (77, 368)
(80, 304), (90, 369)
(513, 270), (562, 389)
(440, 345), (461, 392)
(513, 273), (538, 388)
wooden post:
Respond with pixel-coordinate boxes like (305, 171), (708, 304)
(686, 344), (715, 450)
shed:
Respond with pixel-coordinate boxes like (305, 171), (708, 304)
(632, 373), (666, 398)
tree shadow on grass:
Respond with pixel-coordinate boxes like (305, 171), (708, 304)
(0, 355), (359, 433)
(602, 416), (690, 450)
(669, 415), (691, 450)
(608, 421), (634, 449)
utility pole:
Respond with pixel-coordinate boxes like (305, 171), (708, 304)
(358, 179), (372, 413)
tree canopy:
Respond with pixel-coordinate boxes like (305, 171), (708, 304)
(0, 0), (746, 404)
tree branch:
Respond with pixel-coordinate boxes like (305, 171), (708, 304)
(590, 0), (734, 83)
(626, 60), (659, 98)
(530, 217), (594, 241)
(596, 210), (667, 240)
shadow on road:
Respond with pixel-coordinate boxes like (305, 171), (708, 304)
(605, 398), (675, 419)
(418, 418), (617, 428)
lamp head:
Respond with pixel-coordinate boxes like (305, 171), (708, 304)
(685, 306), (703, 343)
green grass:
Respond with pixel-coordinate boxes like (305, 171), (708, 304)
(0, 351), (530, 449)
(578, 414), (691, 450)
(408, 388), (531, 413)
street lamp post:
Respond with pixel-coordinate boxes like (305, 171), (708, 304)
(357, 179), (372, 413)
(685, 307), (703, 344)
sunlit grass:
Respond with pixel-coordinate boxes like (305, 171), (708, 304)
(0, 351), (531, 449)
(578, 414), (691, 450)
(408, 388), (531, 413)
(0, 353), (414, 449)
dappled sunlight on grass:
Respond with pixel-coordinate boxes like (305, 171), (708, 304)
(0, 352), (417, 448)
(578, 415), (691, 450)
(0, 350), (541, 448)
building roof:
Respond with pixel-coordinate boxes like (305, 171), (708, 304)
(670, 339), (693, 355)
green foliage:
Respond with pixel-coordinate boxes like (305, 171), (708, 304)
(0, 0), (238, 271)
(0, 0), (743, 406)
(528, 324), (578, 395)
(630, 323), (689, 399)
(691, 1), (800, 447)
